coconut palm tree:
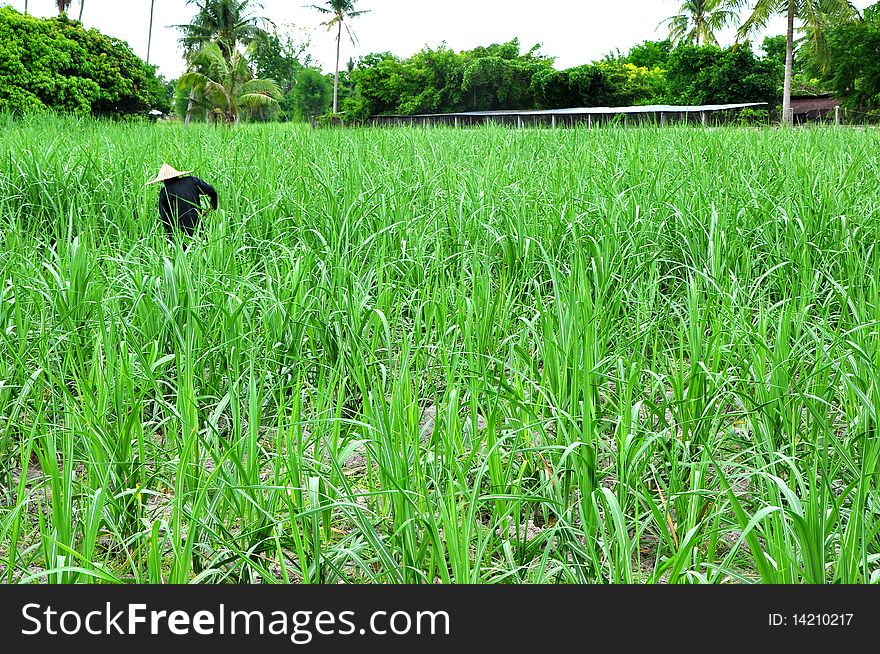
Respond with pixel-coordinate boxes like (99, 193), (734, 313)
(310, 0), (370, 113)
(663, 0), (738, 45)
(178, 42), (281, 125)
(176, 1), (270, 125)
(734, 0), (858, 126)
(78, 0), (84, 21)
(55, 0), (73, 14)
(176, 0), (270, 59)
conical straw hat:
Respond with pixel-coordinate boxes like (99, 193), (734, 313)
(145, 163), (192, 186)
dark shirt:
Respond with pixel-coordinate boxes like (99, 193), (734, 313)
(159, 176), (218, 236)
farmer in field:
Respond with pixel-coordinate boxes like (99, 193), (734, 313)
(146, 163), (218, 237)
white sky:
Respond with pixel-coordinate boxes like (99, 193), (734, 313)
(5, 0), (876, 79)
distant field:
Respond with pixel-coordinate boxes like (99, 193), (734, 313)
(0, 115), (878, 583)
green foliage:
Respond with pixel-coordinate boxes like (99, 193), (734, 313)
(251, 27), (313, 95)
(178, 42), (281, 125)
(345, 52), (410, 117)
(663, 0), (738, 46)
(665, 43), (780, 105)
(0, 7), (166, 117)
(176, 0), (269, 58)
(344, 37), (788, 118)
(461, 53), (551, 111)
(399, 47), (467, 113)
(248, 25), (332, 122)
(458, 40), (554, 111)
(821, 2), (880, 110)
(285, 67), (333, 120)
(761, 34), (787, 67)
(532, 62), (664, 108)
(596, 62), (666, 105)
(624, 39), (673, 69)
(346, 40), (558, 117)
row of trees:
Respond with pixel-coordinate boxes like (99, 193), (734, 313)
(172, 0), (362, 124)
(338, 37), (784, 119)
(822, 3), (880, 112)
(338, 0), (880, 123)
(662, 0), (862, 124)
(4, 0), (879, 123)
(3, 0), (333, 123)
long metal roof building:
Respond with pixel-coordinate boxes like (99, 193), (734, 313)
(369, 102), (768, 127)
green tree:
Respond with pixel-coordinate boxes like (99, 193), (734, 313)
(176, 0), (269, 58)
(0, 7), (165, 116)
(310, 0), (370, 113)
(344, 52), (406, 117)
(286, 67), (332, 119)
(460, 40), (553, 110)
(761, 33), (787, 64)
(251, 25), (311, 95)
(176, 0), (270, 124)
(625, 39), (673, 69)
(663, 0), (738, 45)
(250, 25), (320, 121)
(664, 43), (780, 105)
(734, 0), (858, 125)
(178, 41), (280, 124)
(821, 1), (880, 110)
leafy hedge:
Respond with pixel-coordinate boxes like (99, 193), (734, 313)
(822, 2), (880, 111)
(342, 38), (782, 119)
(0, 7), (168, 117)
(664, 45), (779, 106)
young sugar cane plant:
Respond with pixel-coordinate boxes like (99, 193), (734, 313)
(0, 115), (878, 584)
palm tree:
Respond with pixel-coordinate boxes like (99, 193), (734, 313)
(310, 1), (370, 114)
(177, 0), (270, 59)
(176, 1), (270, 125)
(734, 0), (858, 126)
(178, 42), (281, 125)
(663, 0), (738, 45)
(78, 0), (84, 21)
(147, 0), (156, 64)
(55, 0), (73, 14)
(24, 1), (28, 14)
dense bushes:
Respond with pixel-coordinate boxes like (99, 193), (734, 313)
(664, 44), (779, 106)
(821, 2), (880, 112)
(342, 37), (782, 118)
(0, 7), (167, 117)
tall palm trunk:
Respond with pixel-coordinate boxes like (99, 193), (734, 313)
(24, 0), (28, 14)
(185, 89), (196, 126)
(78, 0), (84, 21)
(333, 18), (342, 113)
(782, 0), (795, 126)
(147, 0), (156, 64)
